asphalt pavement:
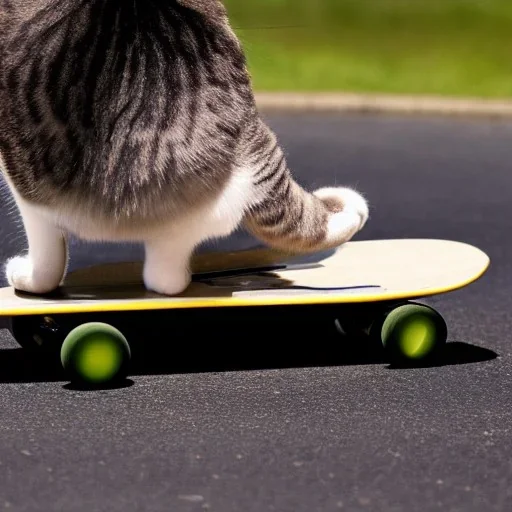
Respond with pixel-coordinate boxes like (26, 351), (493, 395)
(1, 112), (511, 512)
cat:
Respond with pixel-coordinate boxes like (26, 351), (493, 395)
(0, 0), (369, 296)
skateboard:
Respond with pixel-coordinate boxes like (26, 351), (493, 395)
(0, 238), (490, 386)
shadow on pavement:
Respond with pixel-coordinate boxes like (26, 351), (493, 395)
(386, 341), (499, 370)
(0, 304), (499, 386)
(62, 379), (135, 391)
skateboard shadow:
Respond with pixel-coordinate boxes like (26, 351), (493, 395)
(385, 341), (499, 370)
(0, 304), (499, 386)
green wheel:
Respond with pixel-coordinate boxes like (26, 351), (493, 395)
(380, 304), (447, 363)
(61, 322), (131, 385)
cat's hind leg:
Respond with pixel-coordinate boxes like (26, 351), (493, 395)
(242, 120), (369, 253)
(5, 197), (68, 294)
(143, 232), (196, 297)
(143, 170), (252, 296)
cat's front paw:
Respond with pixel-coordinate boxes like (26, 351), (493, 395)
(143, 265), (192, 296)
(314, 187), (369, 230)
(5, 255), (60, 294)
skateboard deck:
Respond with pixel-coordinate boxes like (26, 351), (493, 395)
(0, 238), (490, 316)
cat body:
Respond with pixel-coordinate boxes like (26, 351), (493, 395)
(0, 0), (369, 296)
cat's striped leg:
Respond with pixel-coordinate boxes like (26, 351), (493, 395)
(243, 120), (369, 253)
(5, 196), (68, 294)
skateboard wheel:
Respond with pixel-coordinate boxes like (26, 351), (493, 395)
(61, 322), (130, 385)
(381, 304), (447, 363)
(10, 315), (65, 353)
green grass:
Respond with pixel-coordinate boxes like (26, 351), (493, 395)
(223, 0), (512, 98)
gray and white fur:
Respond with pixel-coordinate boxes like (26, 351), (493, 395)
(0, 0), (369, 296)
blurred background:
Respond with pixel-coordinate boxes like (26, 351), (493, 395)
(224, 0), (512, 99)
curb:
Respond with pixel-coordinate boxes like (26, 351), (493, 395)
(255, 92), (512, 118)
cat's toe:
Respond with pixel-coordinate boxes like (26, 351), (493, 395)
(5, 255), (59, 294)
(6, 255), (33, 291)
(143, 267), (192, 296)
(314, 187), (369, 230)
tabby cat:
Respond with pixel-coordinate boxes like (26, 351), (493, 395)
(0, 0), (369, 296)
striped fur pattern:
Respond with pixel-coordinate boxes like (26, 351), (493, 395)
(0, 0), (369, 296)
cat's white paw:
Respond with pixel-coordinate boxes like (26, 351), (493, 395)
(314, 187), (369, 230)
(143, 265), (192, 296)
(312, 187), (369, 247)
(5, 255), (61, 294)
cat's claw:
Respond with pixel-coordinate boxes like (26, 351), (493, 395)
(5, 255), (61, 294)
